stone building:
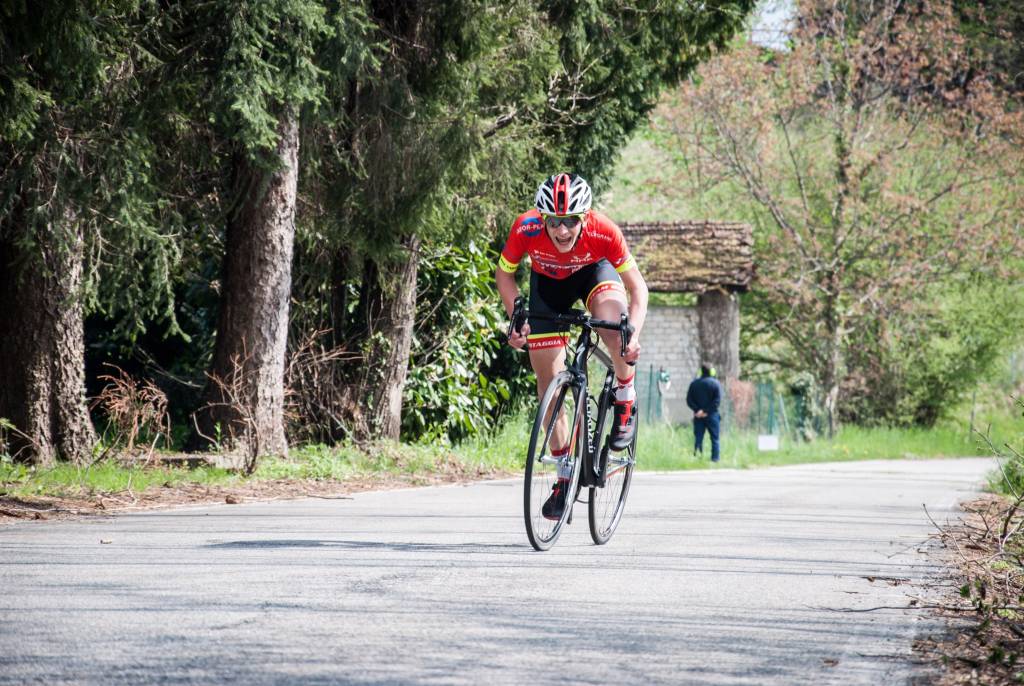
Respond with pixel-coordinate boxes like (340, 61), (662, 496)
(619, 221), (754, 423)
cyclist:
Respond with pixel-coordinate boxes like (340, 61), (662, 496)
(496, 172), (649, 519)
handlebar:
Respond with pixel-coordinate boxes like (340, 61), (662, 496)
(507, 295), (636, 364)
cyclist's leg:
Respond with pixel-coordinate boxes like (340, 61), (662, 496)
(526, 273), (574, 472)
(528, 345), (569, 448)
(584, 261), (636, 450)
(590, 293), (632, 380)
(583, 261), (631, 378)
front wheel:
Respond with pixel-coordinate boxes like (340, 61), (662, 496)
(524, 372), (584, 551)
(588, 407), (636, 545)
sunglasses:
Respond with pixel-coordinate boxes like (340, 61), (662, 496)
(543, 214), (584, 229)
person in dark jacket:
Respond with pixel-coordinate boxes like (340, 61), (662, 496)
(686, 363), (722, 462)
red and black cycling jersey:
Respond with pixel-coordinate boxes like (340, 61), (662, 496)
(497, 209), (637, 280)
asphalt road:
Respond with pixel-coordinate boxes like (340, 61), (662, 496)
(0, 458), (995, 685)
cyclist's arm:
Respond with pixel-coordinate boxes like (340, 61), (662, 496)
(495, 267), (520, 317)
(496, 266), (530, 348)
(620, 267), (648, 337)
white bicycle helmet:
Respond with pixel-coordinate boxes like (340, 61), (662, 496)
(535, 173), (592, 215)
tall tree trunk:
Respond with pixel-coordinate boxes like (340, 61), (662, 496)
(0, 210), (95, 466)
(697, 289), (740, 384)
(361, 235), (421, 440)
(195, 108), (299, 462)
(822, 274), (842, 439)
(823, 345), (841, 439)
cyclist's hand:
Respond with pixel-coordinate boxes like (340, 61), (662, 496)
(508, 321), (530, 350)
(623, 334), (641, 364)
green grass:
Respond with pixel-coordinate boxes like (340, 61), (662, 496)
(255, 439), (502, 481)
(447, 416), (529, 473)
(453, 411), (992, 474)
(0, 457), (239, 499)
(254, 443), (373, 481)
(978, 402), (1024, 496)
(640, 421), (989, 471)
(444, 408), (998, 474)
(2, 401), (1015, 501)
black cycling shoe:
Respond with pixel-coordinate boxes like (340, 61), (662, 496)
(541, 479), (569, 521)
(610, 400), (637, 451)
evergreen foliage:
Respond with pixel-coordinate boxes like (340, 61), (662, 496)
(3, 0), (757, 458)
(543, 0), (756, 189)
(403, 241), (532, 442)
(0, 1), (180, 338)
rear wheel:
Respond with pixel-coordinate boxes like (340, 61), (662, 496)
(524, 372), (583, 551)
(588, 405), (636, 545)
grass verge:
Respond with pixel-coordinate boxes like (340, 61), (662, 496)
(640, 422), (991, 471)
(0, 458), (240, 500)
(0, 406), (1008, 510)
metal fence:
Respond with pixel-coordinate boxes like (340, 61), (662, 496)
(635, 364), (822, 440)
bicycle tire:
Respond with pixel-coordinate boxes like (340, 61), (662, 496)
(524, 372), (584, 551)
(588, 404), (636, 545)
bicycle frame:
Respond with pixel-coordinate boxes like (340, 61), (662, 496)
(508, 297), (634, 491)
(567, 329), (615, 490)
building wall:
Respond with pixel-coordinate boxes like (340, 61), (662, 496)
(634, 305), (702, 424)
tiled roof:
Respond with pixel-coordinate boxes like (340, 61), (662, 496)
(619, 221), (754, 293)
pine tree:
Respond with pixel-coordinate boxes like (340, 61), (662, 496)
(0, 1), (171, 464)
(314, 0), (755, 440)
(177, 0), (333, 464)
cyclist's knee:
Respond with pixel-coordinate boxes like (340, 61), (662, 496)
(529, 346), (566, 389)
(589, 290), (627, 318)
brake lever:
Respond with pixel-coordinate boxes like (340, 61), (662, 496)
(619, 313), (636, 366)
(507, 295), (526, 340)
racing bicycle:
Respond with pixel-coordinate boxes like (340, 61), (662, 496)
(507, 296), (637, 551)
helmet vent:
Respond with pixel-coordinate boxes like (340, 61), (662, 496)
(534, 172), (593, 216)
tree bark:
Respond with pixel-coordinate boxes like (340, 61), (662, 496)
(195, 108), (299, 461)
(0, 210), (95, 466)
(823, 346), (841, 440)
(697, 289), (740, 383)
(360, 235), (421, 440)
(821, 272), (842, 439)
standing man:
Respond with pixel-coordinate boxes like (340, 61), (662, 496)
(686, 363), (722, 462)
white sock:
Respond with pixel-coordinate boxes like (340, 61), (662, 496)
(614, 374), (636, 403)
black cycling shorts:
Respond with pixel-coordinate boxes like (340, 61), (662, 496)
(527, 259), (625, 350)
